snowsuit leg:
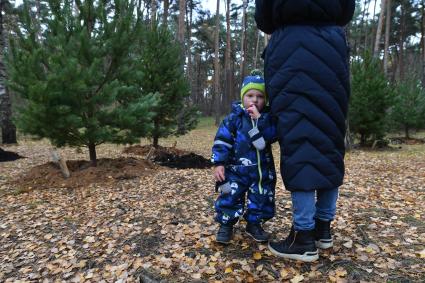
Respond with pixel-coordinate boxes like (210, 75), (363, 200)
(214, 169), (250, 225)
(245, 166), (276, 223)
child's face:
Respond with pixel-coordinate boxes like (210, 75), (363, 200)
(243, 89), (266, 111)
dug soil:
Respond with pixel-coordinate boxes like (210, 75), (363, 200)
(123, 145), (212, 169)
(0, 148), (24, 162)
(14, 157), (156, 190)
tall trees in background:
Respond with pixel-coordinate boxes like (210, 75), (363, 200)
(0, 0), (17, 144)
(348, 0), (425, 144)
(6, 0), (425, 147)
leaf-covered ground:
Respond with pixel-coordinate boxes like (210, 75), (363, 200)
(1, 124), (424, 282)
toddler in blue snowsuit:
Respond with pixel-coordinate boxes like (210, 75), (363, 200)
(211, 75), (277, 244)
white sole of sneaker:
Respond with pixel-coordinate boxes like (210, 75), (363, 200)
(245, 231), (269, 243)
(268, 242), (319, 262)
(316, 239), (333, 249)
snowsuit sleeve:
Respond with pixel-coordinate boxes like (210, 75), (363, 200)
(211, 115), (236, 166)
(249, 114), (278, 150)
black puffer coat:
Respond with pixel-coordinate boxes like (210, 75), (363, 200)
(255, 0), (355, 191)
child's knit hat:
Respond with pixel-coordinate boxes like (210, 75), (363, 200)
(240, 75), (266, 101)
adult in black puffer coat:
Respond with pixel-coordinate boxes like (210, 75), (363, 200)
(255, 0), (355, 262)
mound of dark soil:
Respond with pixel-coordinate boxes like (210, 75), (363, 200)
(123, 145), (212, 169)
(0, 148), (24, 162)
(14, 157), (156, 190)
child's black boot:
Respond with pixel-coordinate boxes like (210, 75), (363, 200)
(315, 218), (333, 249)
(246, 222), (269, 242)
(268, 227), (319, 262)
(216, 224), (233, 244)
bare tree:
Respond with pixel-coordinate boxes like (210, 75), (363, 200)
(151, 0), (158, 27)
(213, 0), (220, 126)
(178, 0), (186, 44)
(374, 0), (386, 57)
(163, 0), (169, 26)
(239, 0), (247, 83)
(224, 0), (233, 111)
(422, 0), (425, 85)
(384, 0), (391, 76)
(399, 1), (405, 80)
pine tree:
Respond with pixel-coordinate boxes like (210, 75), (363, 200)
(138, 26), (198, 147)
(7, 0), (157, 166)
(389, 75), (425, 138)
(0, 0), (17, 144)
(350, 52), (394, 146)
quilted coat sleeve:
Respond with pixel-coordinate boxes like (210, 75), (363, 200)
(259, 114), (278, 145)
(211, 115), (236, 165)
(255, 0), (275, 34)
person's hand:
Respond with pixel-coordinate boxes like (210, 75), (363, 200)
(247, 104), (261, 119)
(214, 165), (225, 182)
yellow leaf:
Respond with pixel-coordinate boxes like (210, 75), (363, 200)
(253, 252), (262, 260)
(335, 268), (347, 277)
(225, 267), (233, 274)
(280, 268), (289, 278)
(418, 249), (425, 258)
(365, 247), (374, 253)
(290, 274), (304, 283)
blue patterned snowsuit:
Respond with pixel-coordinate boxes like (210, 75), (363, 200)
(212, 102), (277, 225)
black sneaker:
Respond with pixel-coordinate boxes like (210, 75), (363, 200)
(315, 218), (333, 249)
(216, 224), (233, 244)
(268, 227), (319, 262)
(245, 222), (270, 242)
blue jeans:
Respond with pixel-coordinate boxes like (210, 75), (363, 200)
(291, 188), (339, 231)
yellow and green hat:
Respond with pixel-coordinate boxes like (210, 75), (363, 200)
(240, 75), (266, 101)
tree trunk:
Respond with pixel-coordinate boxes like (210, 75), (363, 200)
(384, 0), (391, 77)
(187, 0), (193, 92)
(422, 0), (425, 86)
(374, 0), (386, 57)
(213, 0), (221, 126)
(225, 0), (232, 112)
(371, 0), (378, 51)
(178, 0), (186, 45)
(404, 125), (410, 139)
(360, 133), (367, 147)
(240, 0), (248, 84)
(345, 120), (352, 151)
(399, 2), (405, 80)
(359, 0), (367, 53)
(254, 30), (260, 69)
(151, 0), (157, 27)
(153, 136), (159, 148)
(88, 142), (97, 167)
(163, 0), (169, 26)
(0, 0), (17, 144)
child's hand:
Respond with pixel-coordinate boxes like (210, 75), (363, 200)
(214, 165), (225, 182)
(247, 104), (261, 119)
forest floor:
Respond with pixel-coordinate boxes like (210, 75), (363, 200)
(0, 120), (424, 282)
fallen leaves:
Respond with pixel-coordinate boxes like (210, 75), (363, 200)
(1, 138), (424, 282)
(253, 252), (262, 260)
